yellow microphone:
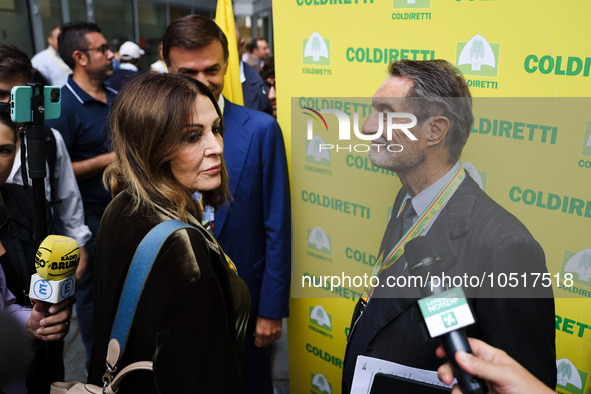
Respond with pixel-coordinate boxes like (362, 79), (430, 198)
(29, 235), (79, 303)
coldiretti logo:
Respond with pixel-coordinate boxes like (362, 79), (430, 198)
(307, 226), (333, 263)
(345, 154), (398, 178)
(508, 187), (591, 219)
(582, 122), (591, 157)
(310, 305), (332, 332)
(456, 34), (499, 77)
(555, 314), (591, 339)
(306, 343), (343, 369)
(562, 249), (591, 285)
(556, 359), (588, 394)
(306, 135), (331, 166)
(393, 0), (430, 8)
(471, 117), (558, 145)
(308, 226), (331, 254)
(297, 0), (374, 6)
(311, 373), (332, 394)
(304, 32), (330, 66)
(524, 55), (591, 77)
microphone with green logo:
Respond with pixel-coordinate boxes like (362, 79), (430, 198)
(29, 235), (79, 305)
(406, 236), (487, 394)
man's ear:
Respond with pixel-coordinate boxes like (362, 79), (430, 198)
(425, 116), (450, 146)
(222, 61), (229, 76)
(73, 50), (88, 67)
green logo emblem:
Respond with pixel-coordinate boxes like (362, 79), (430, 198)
(442, 312), (458, 328)
(311, 373), (332, 394)
(303, 32), (330, 66)
(307, 226), (331, 255)
(562, 249), (591, 285)
(582, 122), (591, 156)
(309, 305), (332, 332)
(556, 359), (588, 394)
(393, 0), (430, 8)
(457, 34), (500, 77)
(306, 135), (331, 166)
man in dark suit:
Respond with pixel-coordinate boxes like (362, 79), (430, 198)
(235, 27), (272, 115)
(162, 15), (291, 394)
(342, 59), (556, 392)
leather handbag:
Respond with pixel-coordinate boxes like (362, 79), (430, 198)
(50, 221), (199, 394)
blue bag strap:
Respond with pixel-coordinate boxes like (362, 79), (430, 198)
(110, 220), (197, 354)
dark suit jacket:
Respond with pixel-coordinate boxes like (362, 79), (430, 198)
(214, 99), (291, 321)
(241, 61), (272, 115)
(343, 174), (556, 393)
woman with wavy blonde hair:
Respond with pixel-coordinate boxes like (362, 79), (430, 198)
(88, 73), (249, 393)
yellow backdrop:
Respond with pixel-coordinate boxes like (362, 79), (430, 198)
(273, 1), (591, 393)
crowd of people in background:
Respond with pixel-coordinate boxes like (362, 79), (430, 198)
(0, 15), (285, 394)
(0, 13), (559, 394)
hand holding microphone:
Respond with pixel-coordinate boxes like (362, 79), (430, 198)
(436, 338), (554, 394)
(27, 235), (77, 340)
(25, 297), (71, 341)
(405, 236), (487, 394)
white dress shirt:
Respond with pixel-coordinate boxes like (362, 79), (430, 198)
(31, 46), (72, 87)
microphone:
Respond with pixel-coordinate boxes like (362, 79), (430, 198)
(29, 235), (79, 304)
(405, 236), (487, 394)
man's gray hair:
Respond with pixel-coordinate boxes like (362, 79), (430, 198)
(388, 59), (473, 163)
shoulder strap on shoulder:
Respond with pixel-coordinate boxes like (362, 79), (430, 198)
(110, 220), (207, 355)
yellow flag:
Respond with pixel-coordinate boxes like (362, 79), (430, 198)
(215, 0), (243, 105)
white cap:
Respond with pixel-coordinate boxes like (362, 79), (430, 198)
(119, 41), (145, 60)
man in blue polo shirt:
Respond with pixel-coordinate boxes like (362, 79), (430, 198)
(46, 21), (116, 363)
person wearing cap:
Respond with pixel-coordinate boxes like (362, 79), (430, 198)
(106, 41), (144, 91)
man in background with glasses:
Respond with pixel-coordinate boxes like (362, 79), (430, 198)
(46, 21), (117, 367)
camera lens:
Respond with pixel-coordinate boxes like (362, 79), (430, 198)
(50, 88), (60, 103)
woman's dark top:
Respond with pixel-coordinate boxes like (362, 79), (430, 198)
(88, 190), (250, 393)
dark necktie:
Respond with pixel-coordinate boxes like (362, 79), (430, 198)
(378, 198), (416, 265)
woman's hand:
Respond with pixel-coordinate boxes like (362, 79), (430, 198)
(436, 337), (553, 394)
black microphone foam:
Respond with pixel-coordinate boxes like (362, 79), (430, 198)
(405, 236), (437, 267)
(405, 236), (444, 279)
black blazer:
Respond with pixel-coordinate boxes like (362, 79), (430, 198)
(343, 174), (556, 393)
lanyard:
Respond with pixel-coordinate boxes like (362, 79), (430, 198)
(361, 162), (465, 303)
(222, 252), (237, 274)
(49, 48), (71, 75)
